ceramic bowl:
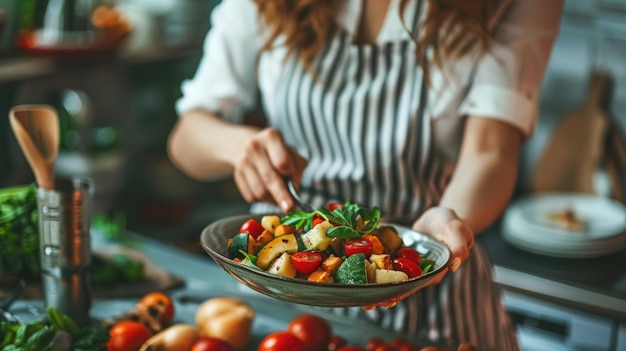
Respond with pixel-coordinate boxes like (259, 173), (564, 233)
(200, 214), (451, 307)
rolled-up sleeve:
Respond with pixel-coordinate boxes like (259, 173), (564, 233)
(458, 0), (564, 138)
(175, 0), (262, 123)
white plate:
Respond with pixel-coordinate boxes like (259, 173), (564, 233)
(513, 193), (626, 239)
(501, 193), (626, 258)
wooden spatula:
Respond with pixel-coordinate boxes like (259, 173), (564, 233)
(532, 72), (613, 195)
(9, 105), (60, 190)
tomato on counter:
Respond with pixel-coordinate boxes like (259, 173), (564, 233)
(258, 331), (306, 351)
(287, 314), (332, 351)
(107, 321), (153, 351)
(138, 292), (176, 325)
(336, 346), (365, 351)
(191, 337), (235, 351)
(327, 335), (348, 351)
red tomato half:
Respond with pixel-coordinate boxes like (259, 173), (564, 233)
(287, 314), (332, 351)
(191, 337), (234, 351)
(326, 202), (344, 212)
(392, 257), (423, 278)
(240, 219), (264, 239)
(343, 237), (373, 258)
(107, 321), (153, 351)
(258, 331), (305, 351)
(312, 215), (325, 227)
(395, 247), (422, 265)
(291, 252), (323, 275)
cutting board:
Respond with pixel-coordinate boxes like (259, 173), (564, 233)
(532, 72), (613, 195)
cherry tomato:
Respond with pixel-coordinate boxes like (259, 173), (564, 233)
(372, 345), (393, 351)
(258, 331), (306, 351)
(327, 335), (347, 351)
(397, 344), (420, 351)
(395, 247), (422, 265)
(392, 257), (423, 278)
(312, 215), (325, 227)
(137, 291), (175, 325)
(107, 321), (153, 351)
(389, 337), (411, 349)
(343, 237), (373, 257)
(191, 337), (235, 351)
(365, 337), (385, 351)
(239, 219), (264, 239)
(291, 252), (323, 275)
(287, 314), (332, 351)
(326, 202), (344, 212)
(336, 346), (365, 351)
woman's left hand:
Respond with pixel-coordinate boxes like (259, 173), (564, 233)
(412, 206), (475, 286)
(362, 206), (474, 310)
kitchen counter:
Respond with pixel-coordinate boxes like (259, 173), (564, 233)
(8, 229), (447, 350)
(480, 224), (626, 322)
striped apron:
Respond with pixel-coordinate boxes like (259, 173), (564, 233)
(253, 1), (520, 350)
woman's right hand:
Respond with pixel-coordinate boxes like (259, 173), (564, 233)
(232, 127), (308, 212)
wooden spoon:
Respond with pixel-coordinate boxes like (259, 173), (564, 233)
(9, 105), (60, 190)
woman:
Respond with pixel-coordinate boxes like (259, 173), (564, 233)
(168, 0), (563, 349)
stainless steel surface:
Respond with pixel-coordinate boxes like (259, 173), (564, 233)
(36, 176), (93, 325)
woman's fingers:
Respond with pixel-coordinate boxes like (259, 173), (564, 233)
(233, 127), (307, 212)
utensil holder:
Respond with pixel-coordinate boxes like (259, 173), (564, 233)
(37, 176), (93, 325)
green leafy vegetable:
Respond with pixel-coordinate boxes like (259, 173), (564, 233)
(0, 183), (40, 279)
(282, 200), (381, 239)
(0, 308), (109, 351)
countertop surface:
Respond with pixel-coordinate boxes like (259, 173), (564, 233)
(480, 224), (626, 321)
(9, 230), (449, 350)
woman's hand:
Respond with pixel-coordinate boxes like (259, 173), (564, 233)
(233, 127), (308, 212)
(412, 207), (475, 286)
(362, 207), (474, 310)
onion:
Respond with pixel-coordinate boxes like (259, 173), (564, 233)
(139, 324), (199, 351)
(195, 297), (255, 351)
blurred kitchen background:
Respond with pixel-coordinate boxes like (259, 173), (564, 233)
(0, 0), (251, 253)
(0, 1), (626, 350)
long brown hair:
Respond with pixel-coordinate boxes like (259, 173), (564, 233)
(252, 0), (492, 79)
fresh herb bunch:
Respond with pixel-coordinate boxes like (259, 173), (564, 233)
(0, 184), (40, 279)
(282, 200), (381, 239)
(0, 307), (109, 351)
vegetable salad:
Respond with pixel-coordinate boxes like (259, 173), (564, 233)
(227, 201), (434, 284)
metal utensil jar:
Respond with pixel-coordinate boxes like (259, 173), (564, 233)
(37, 176), (92, 324)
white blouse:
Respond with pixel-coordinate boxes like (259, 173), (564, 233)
(176, 0), (563, 141)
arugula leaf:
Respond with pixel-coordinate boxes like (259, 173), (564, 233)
(281, 199), (381, 237)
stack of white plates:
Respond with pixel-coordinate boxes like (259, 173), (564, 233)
(501, 193), (626, 258)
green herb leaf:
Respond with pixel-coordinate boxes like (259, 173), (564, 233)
(23, 327), (56, 351)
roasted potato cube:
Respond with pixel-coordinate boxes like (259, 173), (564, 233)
(369, 254), (393, 270)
